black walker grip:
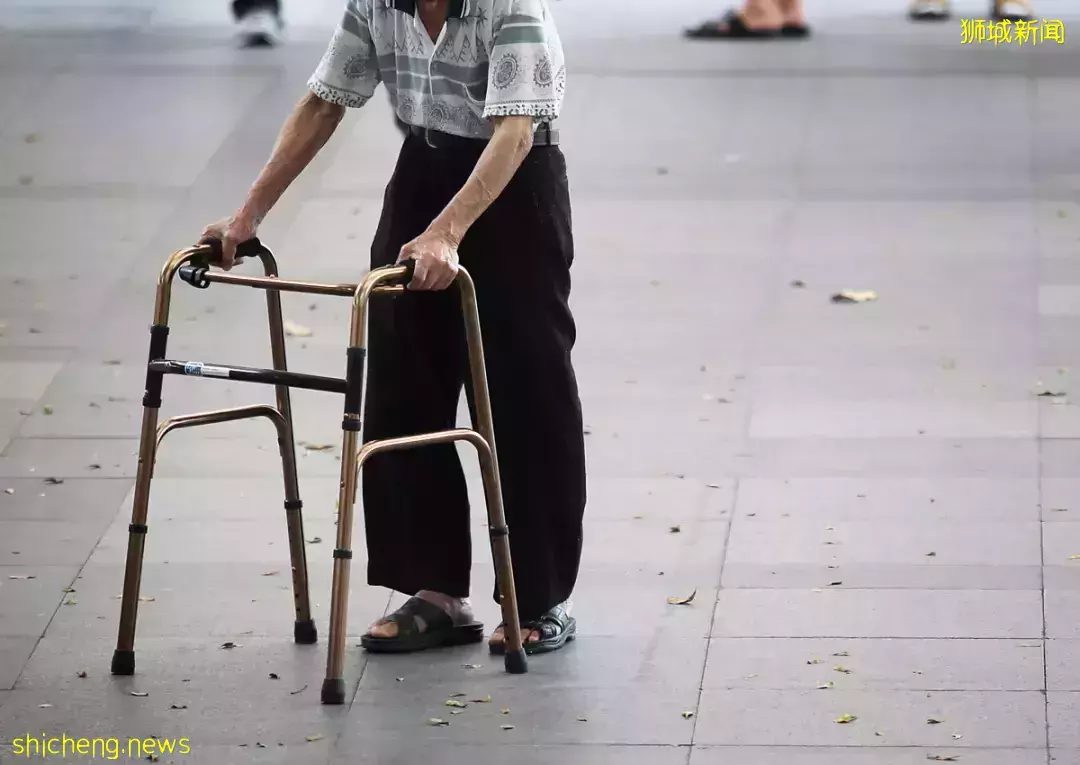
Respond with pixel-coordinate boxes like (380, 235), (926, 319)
(197, 236), (269, 266)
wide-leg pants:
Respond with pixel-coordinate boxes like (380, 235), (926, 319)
(362, 132), (587, 621)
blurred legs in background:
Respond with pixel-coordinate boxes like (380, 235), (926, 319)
(233, 0), (283, 47)
(684, 0), (808, 40)
(908, 0), (1033, 21)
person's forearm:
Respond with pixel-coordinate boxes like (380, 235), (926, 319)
(237, 91), (345, 224)
(428, 116), (535, 245)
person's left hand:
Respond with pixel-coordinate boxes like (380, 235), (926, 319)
(397, 229), (460, 291)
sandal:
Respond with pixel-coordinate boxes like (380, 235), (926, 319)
(780, 23), (810, 38)
(489, 602), (577, 656)
(684, 10), (780, 39)
(360, 596), (484, 654)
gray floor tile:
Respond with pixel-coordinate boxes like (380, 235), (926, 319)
(1049, 692), (1080, 748)
(344, 684), (698, 746)
(723, 563), (1042, 591)
(333, 744), (688, 765)
(726, 519), (1041, 566)
(737, 477), (1039, 521)
(0, 565), (79, 637)
(712, 590), (1043, 639)
(703, 638), (1045, 692)
(1047, 640), (1080, 692)
(696, 689), (1046, 747)
(0, 637), (356, 746)
(0, 636), (37, 690)
(0, 477), (132, 522)
(0, 520), (110, 566)
(690, 747), (1046, 765)
(1046, 591), (1080, 639)
(1042, 479), (1080, 520)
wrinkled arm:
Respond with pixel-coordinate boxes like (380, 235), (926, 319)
(426, 115), (534, 246)
(237, 93), (345, 225)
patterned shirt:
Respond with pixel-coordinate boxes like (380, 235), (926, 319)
(308, 0), (565, 140)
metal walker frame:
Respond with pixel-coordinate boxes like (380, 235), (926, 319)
(109, 238), (528, 705)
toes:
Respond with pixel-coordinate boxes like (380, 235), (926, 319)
(367, 619), (398, 639)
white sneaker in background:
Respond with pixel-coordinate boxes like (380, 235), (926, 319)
(237, 8), (282, 48)
(908, 0), (951, 20)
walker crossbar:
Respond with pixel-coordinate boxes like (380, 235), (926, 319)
(110, 237), (528, 705)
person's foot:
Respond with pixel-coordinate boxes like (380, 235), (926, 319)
(685, 9), (782, 38)
(488, 602), (577, 655)
(235, 4), (282, 48)
(993, 0), (1032, 20)
(360, 592), (484, 654)
(909, 0), (950, 20)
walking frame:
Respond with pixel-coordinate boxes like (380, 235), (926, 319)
(109, 237), (528, 705)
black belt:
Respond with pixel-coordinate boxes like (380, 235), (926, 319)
(409, 123), (560, 149)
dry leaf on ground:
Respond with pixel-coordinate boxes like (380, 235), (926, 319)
(831, 290), (878, 304)
(681, 710), (694, 720)
(470, 696), (492, 703)
(305, 734), (325, 741)
(667, 590), (697, 606)
(284, 321), (313, 338)
(834, 714), (857, 724)
(445, 699), (467, 708)
(926, 757), (959, 762)
(427, 719), (450, 727)
(500, 724), (515, 731)
(834, 666), (852, 674)
(927, 718), (944, 725)
(130, 692), (148, 697)
(817, 682), (835, 690)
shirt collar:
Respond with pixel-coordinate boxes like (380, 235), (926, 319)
(389, 0), (469, 18)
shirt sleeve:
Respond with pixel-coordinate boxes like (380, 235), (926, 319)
(483, 0), (565, 121)
(307, 0), (380, 109)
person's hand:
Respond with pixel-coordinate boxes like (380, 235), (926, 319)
(397, 230), (460, 291)
(199, 212), (259, 271)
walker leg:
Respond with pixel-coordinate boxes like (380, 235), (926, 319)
(458, 273), (527, 674)
(265, 284), (316, 644)
(321, 341), (366, 704)
(112, 322), (170, 676)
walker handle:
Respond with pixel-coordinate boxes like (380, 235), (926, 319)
(196, 236), (269, 266)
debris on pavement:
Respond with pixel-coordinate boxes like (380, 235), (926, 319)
(830, 290), (878, 304)
(834, 714), (857, 724)
(283, 321), (313, 338)
(667, 590), (696, 606)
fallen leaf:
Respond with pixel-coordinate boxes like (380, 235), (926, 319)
(139, 596), (156, 602)
(427, 719), (450, 727)
(667, 590), (697, 606)
(300, 442), (334, 452)
(817, 681), (835, 690)
(305, 734), (325, 741)
(449, 710), (464, 715)
(44, 477), (64, 485)
(1017, 643), (1042, 648)
(834, 714), (857, 724)
(632, 514), (645, 520)
(146, 756), (159, 763)
(831, 290), (878, 304)
(1052, 508), (1069, 513)
(952, 734), (963, 740)
(307, 537), (323, 544)
(669, 525), (681, 534)
(462, 664), (482, 670)
(3, 488), (14, 495)
(130, 691), (149, 697)
(576, 717), (588, 722)
(707, 483), (720, 489)
(8, 575), (35, 580)
(926, 551), (938, 557)
(1037, 390), (1066, 398)
(262, 571), (279, 577)
(926, 757), (959, 762)
(681, 710), (695, 720)
(1069, 555), (1080, 561)
(834, 666), (852, 674)
(290, 685), (308, 695)
(220, 641), (240, 650)
(39, 703), (53, 708)
(790, 279), (807, 288)
(170, 704), (188, 710)
(63, 598), (77, 606)
(76, 671), (87, 679)
(42, 406), (54, 415)
(445, 699), (467, 708)
(807, 659), (824, 665)
(500, 724), (515, 731)
(828, 581), (843, 587)
(284, 321), (313, 338)
(501, 707), (511, 715)
(832, 651), (850, 657)
(927, 717), (944, 725)
(396, 677), (405, 683)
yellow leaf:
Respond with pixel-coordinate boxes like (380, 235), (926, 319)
(445, 699), (467, 708)
(667, 590), (697, 606)
(835, 714), (857, 724)
(284, 321), (313, 338)
(501, 707), (511, 715)
(1068, 555), (1080, 561)
(834, 666), (852, 674)
(681, 710), (694, 720)
(426, 719), (449, 727)
(831, 290), (878, 304)
(305, 734), (324, 742)
(817, 681), (834, 690)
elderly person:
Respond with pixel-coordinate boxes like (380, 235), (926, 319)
(202, 0), (584, 656)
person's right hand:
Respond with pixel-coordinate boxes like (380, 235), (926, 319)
(200, 213), (258, 271)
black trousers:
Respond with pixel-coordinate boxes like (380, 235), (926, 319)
(362, 133), (586, 621)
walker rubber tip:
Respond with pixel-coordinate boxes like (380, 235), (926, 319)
(504, 649), (528, 675)
(294, 619), (318, 645)
(111, 649), (135, 676)
(321, 678), (347, 705)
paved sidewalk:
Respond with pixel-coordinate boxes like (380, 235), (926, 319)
(2, 2), (1080, 764)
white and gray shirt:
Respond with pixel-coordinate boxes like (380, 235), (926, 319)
(308, 0), (566, 139)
